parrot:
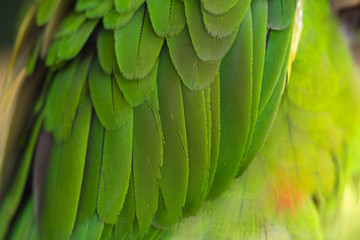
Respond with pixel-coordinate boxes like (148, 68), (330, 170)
(1, 0), (360, 239)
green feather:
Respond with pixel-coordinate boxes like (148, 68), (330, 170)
(154, 46), (188, 227)
(166, 27), (220, 90)
(45, 39), (62, 67)
(103, 9), (135, 30)
(0, 115), (42, 239)
(209, 9), (253, 198)
(76, 0), (100, 12)
(268, 0), (298, 30)
(201, 0), (251, 38)
(53, 53), (93, 143)
(241, 0), (268, 171)
(8, 198), (35, 240)
(39, 96), (92, 240)
(181, 87), (209, 214)
(55, 12), (86, 39)
(114, 0), (145, 13)
(115, 60), (159, 107)
(146, 0), (186, 37)
(97, 114), (133, 224)
(113, 176), (136, 239)
(85, 0), (113, 19)
(36, 0), (61, 25)
(184, 0), (238, 61)
(258, 26), (292, 115)
(88, 58), (132, 130)
(97, 29), (117, 74)
(58, 19), (99, 60)
(72, 213), (104, 240)
(132, 88), (163, 234)
(44, 58), (78, 132)
(244, 42), (291, 170)
(100, 224), (114, 240)
(75, 114), (103, 225)
(207, 73), (220, 192)
(201, 0), (239, 15)
(114, 5), (164, 79)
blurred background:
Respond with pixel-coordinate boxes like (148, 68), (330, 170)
(0, 0), (25, 84)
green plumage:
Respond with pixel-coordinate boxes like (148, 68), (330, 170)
(0, 0), (305, 239)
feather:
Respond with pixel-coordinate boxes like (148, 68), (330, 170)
(88, 58), (132, 130)
(166, 27), (220, 90)
(27, 31), (43, 76)
(76, 0), (100, 12)
(96, 29), (117, 74)
(268, 0), (298, 30)
(209, 9), (253, 198)
(38, 96), (92, 240)
(53, 53), (93, 142)
(36, 0), (62, 25)
(115, 60), (159, 107)
(201, 0), (251, 38)
(54, 12), (86, 39)
(201, 0), (239, 15)
(97, 114), (133, 224)
(114, 0), (145, 13)
(44, 58), (79, 132)
(258, 26), (292, 115)
(103, 9), (135, 30)
(0, 115), (42, 239)
(58, 19), (99, 60)
(207, 73), (220, 192)
(114, 5), (164, 79)
(146, 0), (186, 37)
(184, 0), (238, 62)
(85, 0), (113, 19)
(132, 88), (163, 234)
(181, 86), (209, 214)
(240, 0), (268, 172)
(154, 46), (188, 227)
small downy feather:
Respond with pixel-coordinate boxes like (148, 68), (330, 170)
(181, 86), (209, 214)
(154, 46), (188, 227)
(114, 5), (164, 79)
(201, 0), (251, 38)
(146, 0), (186, 37)
(58, 19), (99, 60)
(38, 96), (92, 240)
(132, 87), (163, 234)
(97, 29), (117, 74)
(209, 9), (253, 198)
(115, 60), (159, 107)
(166, 27), (220, 90)
(88, 58), (132, 130)
(184, 0), (238, 62)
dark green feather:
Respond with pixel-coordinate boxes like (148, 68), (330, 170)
(97, 29), (117, 74)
